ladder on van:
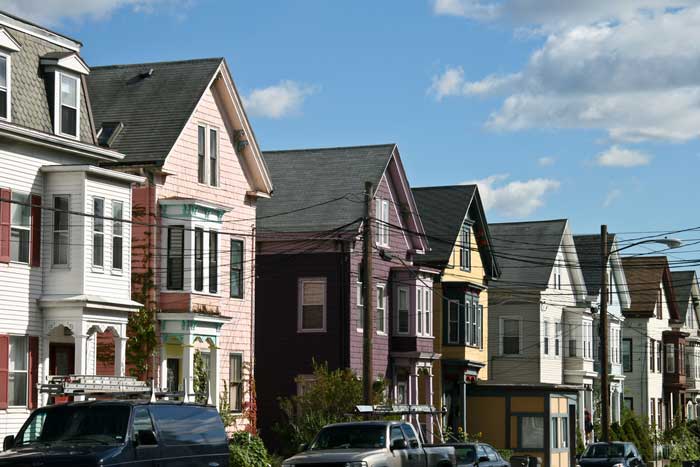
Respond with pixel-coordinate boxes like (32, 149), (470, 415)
(39, 375), (189, 402)
(354, 404), (447, 444)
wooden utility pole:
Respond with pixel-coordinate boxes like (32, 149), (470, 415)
(362, 181), (374, 404)
(600, 224), (610, 442)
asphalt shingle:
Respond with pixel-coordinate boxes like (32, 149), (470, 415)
(573, 234), (617, 297)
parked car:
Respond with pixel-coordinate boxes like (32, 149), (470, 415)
(282, 421), (456, 466)
(577, 442), (645, 467)
(0, 400), (229, 467)
(447, 442), (510, 467)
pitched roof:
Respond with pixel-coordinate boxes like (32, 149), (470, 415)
(257, 144), (395, 233)
(573, 234), (616, 297)
(621, 256), (679, 319)
(411, 184), (499, 278)
(488, 219), (568, 290)
(671, 270), (696, 320)
(87, 58), (223, 164)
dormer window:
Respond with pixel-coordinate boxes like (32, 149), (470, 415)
(59, 73), (79, 137)
(0, 54), (8, 120)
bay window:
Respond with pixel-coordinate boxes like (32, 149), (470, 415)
(209, 231), (218, 293)
(53, 196), (69, 265)
(166, 226), (184, 290)
(666, 343), (675, 373)
(194, 228), (204, 292)
(425, 289), (433, 337)
(447, 300), (459, 344)
(417, 288), (423, 335)
(397, 287), (409, 334)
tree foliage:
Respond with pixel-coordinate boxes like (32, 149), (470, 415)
(193, 350), (209, 403)
(229, 431), (270, 467)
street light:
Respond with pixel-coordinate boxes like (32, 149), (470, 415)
(599, 226), (682, 442)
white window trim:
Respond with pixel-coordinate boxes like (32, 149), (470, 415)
(111, 200), (123, 274)
(52, 194), (70, 268)
(543, 320), (550, 356)
(53, 71), (81, 140)
(425, 288), (433, 338)
(396, 286), (410, 336)
(207, 229), (220, 295)
(499, 316), (523, 356)
(356, 281), (364, 333)
(297, 277), (327, 333)
(460, 223), (471, 271)
(92, 197), (105, 270)
(8, 335), (28, 408)
(447, 299), (460, 344)
(416, 286), (424, 336)
(0, 51), (11, 122)
(9, 191), (30, 264)
(376, 283), (387, 335)
(554, 321), (561, 357)
(375, 198), (390, 248)
(196, 122), (220, 188)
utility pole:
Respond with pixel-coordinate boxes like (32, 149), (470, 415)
(362, 181), (374, 404)
(600, 224), (610, 442)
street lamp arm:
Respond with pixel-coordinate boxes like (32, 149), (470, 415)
(607, 238), (683, 258)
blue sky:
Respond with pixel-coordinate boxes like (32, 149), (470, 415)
(7, 0), (700, 246)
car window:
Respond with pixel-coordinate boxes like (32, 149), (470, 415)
(390, 426), (404, 445)
(400, 423), (419, 449)
(485, 445), (499, 461)
(132, 407), (155, 440)
(150, 405), (226, 446)
(455, 446), (476, 463)
(477, 445), (488, 459)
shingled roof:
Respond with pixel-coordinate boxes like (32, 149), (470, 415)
(488, 219), (568, 291)
(411, 184), (499, 278)
(88, 58), (223, 164)
(621, 256), (679, 320)
(671, 270), (696, 322)
(257, 144), (396, 233)
(573, 234), (617, 297)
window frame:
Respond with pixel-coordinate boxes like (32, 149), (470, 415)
(297, 277), (327, 333)
(460, 223), (471, 271)
(622, 338), (633, 372)
(52, 195), (70, 267)
(229, 239), (244, 299)
(194, 227), (204, 292)
(416, 286), (424, 336)
(447, 299), (460, 344)
(543, 320), (550, 356)
(375, 198), (390, 247)
(166, 226), (185, 290)
(92, 197), (104, 268)
(209, 127), (219, 187)
(208, 230), (218, 294)
(396, 286), (409, 335)
(666, 343), (676, 373)
(501, 316), (522, 355)
(111, 200), (123, 272)
(229, 353), (243, 413)
(376, 284), (387, 334)
(356, 281), (364, 332)
(425, 288), (433, 338)
(0, 52), (11, 122)
(196, 124), (220, 187)
(8, 335), (28, 407)
(555, 321), (561, 357)
(55, 71), (80, 139)
(197, 125), (206, 184)
(10, 191), (30, 264)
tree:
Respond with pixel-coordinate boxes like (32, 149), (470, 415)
(193, 350), (209, 403)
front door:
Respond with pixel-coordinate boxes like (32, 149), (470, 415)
(49, 343), (75, 404)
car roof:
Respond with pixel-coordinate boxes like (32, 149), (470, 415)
(324, 421), (398, 428)
(39, 400), (216, 408)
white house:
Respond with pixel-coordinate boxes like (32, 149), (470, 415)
(0, 11), (144, 442)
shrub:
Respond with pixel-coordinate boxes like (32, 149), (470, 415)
(229, 431), (270, 467)
(663, 420), (700, 463)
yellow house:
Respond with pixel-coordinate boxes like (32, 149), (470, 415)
(412, 185), (500, 434)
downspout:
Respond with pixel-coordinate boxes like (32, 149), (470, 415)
(250, 223), (257, 394)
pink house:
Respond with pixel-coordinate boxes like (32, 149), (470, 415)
(87, 58), (273, 427)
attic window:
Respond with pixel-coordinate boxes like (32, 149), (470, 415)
(0, 54), (8, 120)
(97, 121), (124, 147)
(57, 72), (79, 138)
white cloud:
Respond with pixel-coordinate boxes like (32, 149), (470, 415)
(537, 156), (555, 167)
(0, 0), (191, 25)
(595, 145), (652, 167)
(429, 66), (520, 100)
(432, 0), (501, 20)
(433, 4), (700, 143)
(463, 173), (560, 217)
(603, 189), (622, 208)
(243, 81), (317, 119)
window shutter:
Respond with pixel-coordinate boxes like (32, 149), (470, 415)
(28, 336), (39, 409)
(0, 334), (8, 409)
(30, 195), (42, 267)
(0, 188), (10, 263)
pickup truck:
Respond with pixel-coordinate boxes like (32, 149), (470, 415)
(282, 420), (456, 466)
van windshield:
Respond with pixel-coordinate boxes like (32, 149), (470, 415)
(583, 444), (626, 458)
(310, 425), (387, 450)
(16, 405), (130, 447)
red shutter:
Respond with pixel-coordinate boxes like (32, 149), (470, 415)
(30, 195), (41, 267)
(28, 336), (39, 409)
(0, 188), (10, 263)
(0, 334), (8, 409)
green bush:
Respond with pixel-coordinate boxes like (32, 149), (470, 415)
(663, 420), (700, 463)
(229, 431), (270, 467)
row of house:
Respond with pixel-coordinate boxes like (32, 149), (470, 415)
(0, 11), (699, 467)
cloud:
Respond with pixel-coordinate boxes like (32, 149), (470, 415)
(243, 81), (317, 119)
(433, 4), (700, 143)
(432, 0), (501, 21)
(0, 0), (191, 25)
(603, 189), (622, 208)
(429, 66), (520, 100)
(595, 145), (652, 167)
(537, 156), (555, 167)
(463, 173), (560, 217)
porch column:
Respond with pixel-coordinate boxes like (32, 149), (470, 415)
(461, 374), (468, 432)
(114, 336), (127, 377)
(160, 344), (169, 391)
(408, 365), (419, 405)
(182, 341), (194, 402)
(578, 390), (586, 444)
(40, 334), (50, 407)
(74, 334), (88, 401)
(425, 367), (434, 443)
(209, 345), (220, 407)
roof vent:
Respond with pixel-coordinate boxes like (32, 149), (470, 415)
(140, 68), (154, 79)
(97, 121), (124, 147)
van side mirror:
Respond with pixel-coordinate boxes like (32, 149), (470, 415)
(136, 430), (157, 446)
(478, 455), (490, 464)
(3, 435), (15, 451)
(298, 443), (308, 452)
(391, 439), (407, 450)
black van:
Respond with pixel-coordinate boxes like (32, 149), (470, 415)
(0, 400), (229, 467)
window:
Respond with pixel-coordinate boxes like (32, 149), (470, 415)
(555, 322), (561, 356)
(551, 417), (559, 449)
(623, 338), (633, 372)
(9, 336), (27, 406)
(624, 397), (634, 411)
(194, 228), (204, 292)
(230, 240), (243, 298)
(650, 339), (656, 372)
(166, 226), (184, 290)
(417, 287), (423, 335)
(657, 341), (663, 373)
(229, 354), (243, 412)
(298, 278), (326, 332)
(465, 301), (472, 345)
(92, 198), (104, 267)
(59, 73), (78, 137)
(470, 301), (477, 346)
(375, 198), (389, 247)
(377, 285), (386, 333)
(197, 125), (206, 184)
(148, 405), (224, 445)
(521, 416), (544, 449)
(560, 417), (569, 448)
(658, 399), (663, 429)
(608, 271), (614, 303)
(543, 321), (550, 355)
(396, 382), (407, 404)
(568, 324), (577, 357)
(448, 300), (459, 344)
(502, 318), (520, 355)
(209, 231), (218, 293)
(397, 287), (409, 334)
(656, 289), (663, 319)
(112, 201), (123, 270)
(209, 128), (218, 186)
(356, 282), (363, 330)
(425, 289), (433, 337)
(0, 54), (9, 120)
(477, 305), (483, 348)
(53, 196), (69, 265)
(10, 192), (30, 263)
(166, 358), (180, 392)
(666, 343), (675, 373)
(390, 425), (405, 445)
(650, 399), (656, 428)
(132, 407), (156, 443)
(460, 223), (470, 270)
